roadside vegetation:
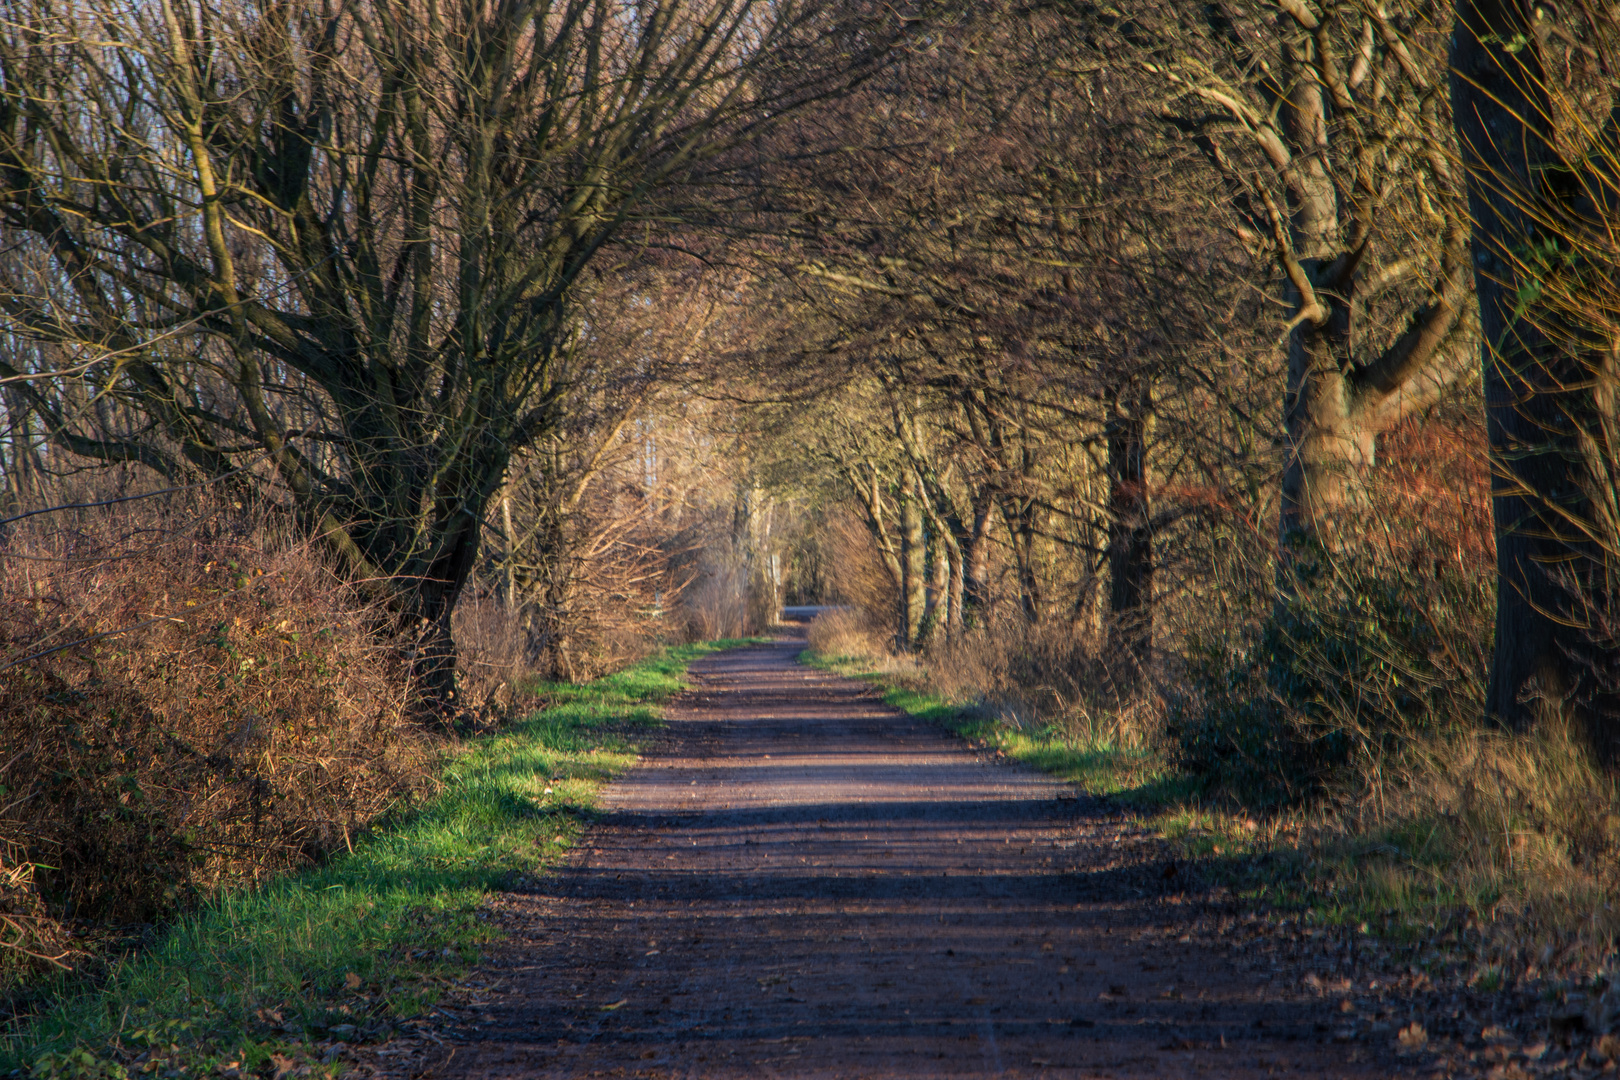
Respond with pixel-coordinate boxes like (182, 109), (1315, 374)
(1, 640), (742, 1080)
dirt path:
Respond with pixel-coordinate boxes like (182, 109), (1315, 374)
(409, 640), (1402, 1078)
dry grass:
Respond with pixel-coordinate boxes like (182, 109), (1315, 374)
(810, 607), (1163, 761)
(806, 606), (888, 661)
(0, 844), (67, 972)
(1307, 715), (1620, 974)
(0, 500), (440, 977)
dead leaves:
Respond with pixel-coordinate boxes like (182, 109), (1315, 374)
(1395, 1021), (1427, 1054)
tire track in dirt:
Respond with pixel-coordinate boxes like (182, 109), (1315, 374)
(406, 639), (1400, 1078)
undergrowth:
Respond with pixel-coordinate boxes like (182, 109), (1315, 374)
(0, 640), (747, 1080)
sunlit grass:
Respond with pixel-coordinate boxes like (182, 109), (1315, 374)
(3, 640), (753, 1080)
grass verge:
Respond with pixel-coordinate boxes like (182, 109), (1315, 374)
(2, 640), (753, 1080)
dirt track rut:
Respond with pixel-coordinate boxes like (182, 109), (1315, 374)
(419, 640), (1395, 1078)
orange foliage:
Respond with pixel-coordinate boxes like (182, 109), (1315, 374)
(1373, 417), (1495, 571)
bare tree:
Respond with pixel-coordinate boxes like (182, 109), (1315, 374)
(0, 0), (906, 706)
(1105, 0), (1475, 543)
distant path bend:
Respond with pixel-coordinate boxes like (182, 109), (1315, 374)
(423, 639), (1387, 1078)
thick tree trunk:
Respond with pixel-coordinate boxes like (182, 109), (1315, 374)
(1451, 0), (1614, 746)
(407, 507), (486, 711)
(1279, 322), (1376, 541)
(899, 475), (926, 648)
(1106, 385), (1153, 687)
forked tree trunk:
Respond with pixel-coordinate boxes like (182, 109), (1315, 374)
(1264, 35), (1474, 549)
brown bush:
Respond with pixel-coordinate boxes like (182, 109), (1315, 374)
(806, 607), (884, 660)
(0, 501), (439, 960)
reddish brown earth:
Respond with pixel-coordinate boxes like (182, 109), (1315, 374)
(383, 640), (1416, 1078)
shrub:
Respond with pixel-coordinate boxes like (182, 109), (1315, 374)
(0, 500), (438, 974)
(1173, 538), (1494, 804)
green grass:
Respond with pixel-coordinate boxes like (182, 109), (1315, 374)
(3, 640), (754, 1080)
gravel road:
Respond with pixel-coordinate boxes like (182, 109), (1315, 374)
(412, 639), (1395, 1078)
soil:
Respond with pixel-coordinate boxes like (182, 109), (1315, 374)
(371, 639), (1419, 1078)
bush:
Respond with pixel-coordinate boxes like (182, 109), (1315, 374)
(0, 501), (438, 972)
(1173, 537), (1494, 805)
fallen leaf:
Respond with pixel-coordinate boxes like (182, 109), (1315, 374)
(1524, 1042), (1549, 1061)
(345, 971), (362, 991)
(1397, 1022), (1428, 1054)
(1483, 1025), (1514, 1044)
(269, 1054), (298, 1080)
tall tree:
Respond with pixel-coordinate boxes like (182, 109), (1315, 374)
(1103, 0), (1476, 543)
(0, 0), (903, 705)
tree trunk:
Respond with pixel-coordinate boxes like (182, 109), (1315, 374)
(942, 512), (965, 641)
(1001, 495), (1042, 624)
(963, 495), (994, 626)
(917, 504), (950, 648)
(1274, 38), (1375, 543)
(1106, 382), (1153, 687)
(406, 506), (486, 711)
(1279, 321), (1376, 541)
(899, 474), (926, 648)
(1451, 0), (1615, 746)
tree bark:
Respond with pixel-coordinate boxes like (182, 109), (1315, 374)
(1451, 0), (1617, 747)
(1106, 382), (1153, 687)
(963, 496), (995, 626)
(917, 502), (951, 648)
(900, 473), (927, 648)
